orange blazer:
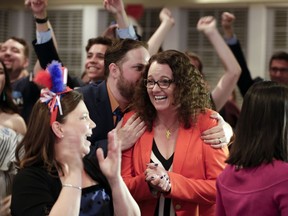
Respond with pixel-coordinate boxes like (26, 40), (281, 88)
(121, 109), (228, 216)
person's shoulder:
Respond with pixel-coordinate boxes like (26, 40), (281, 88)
(11, 76), (30, 89)
(78, 81), (105, 94)
(0, 113), (26, 135)
(10, 113), (26, 135)
(196, 109), (217, 128)
(268, 160), (288, 177)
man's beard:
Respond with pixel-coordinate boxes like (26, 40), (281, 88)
(116, 70), (137, 101)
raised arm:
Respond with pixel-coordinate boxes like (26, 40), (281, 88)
(25, 0), (60, 71)
(221, 12), (254, 97)
(103, 0), (138, 40)
(147, 8), (175, 56)
(197, 16), (241, 111)
(97, 129), (140, 216)
(103, 0), (128, 29)
(25, 0), (61, 70)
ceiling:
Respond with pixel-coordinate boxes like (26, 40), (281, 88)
(3, 0), (288, 9)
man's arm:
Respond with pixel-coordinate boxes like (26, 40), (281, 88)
(201, 112), (234, 149)
(221, 12), (255, 97)
(25, 0), (61, 70)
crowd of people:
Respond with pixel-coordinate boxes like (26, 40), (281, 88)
(1, 0), (288, 215)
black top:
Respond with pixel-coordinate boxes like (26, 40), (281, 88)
(11, 146), (113, 216)
(11, 76), (40, 123)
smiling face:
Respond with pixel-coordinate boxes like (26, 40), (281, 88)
(0, 39), (29, 75)
(147, 61), (176, 113)
(85, 43), (108, 82)
(61, 100), (96, 156)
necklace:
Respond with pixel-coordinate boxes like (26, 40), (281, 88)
(165, 125), (179, 139)
(157, 121), (179, 140)
(166, 129), (172, 139)
(155, 116), (179, 140)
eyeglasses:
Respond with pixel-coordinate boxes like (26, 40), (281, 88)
(269, 67), (288, 73)
(144, 78), (174, 89)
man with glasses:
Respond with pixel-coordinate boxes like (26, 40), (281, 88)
(222, 12), (288, 97)
(268, 51), (288, 85)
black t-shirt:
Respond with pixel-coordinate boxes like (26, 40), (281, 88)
(11, 76), (40, 123)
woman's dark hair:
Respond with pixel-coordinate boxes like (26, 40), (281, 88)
(0, 60), (19, 114)
(85, 36), (113, 53)
(226, 81), (288, 168)
(132, 50), (211, 131)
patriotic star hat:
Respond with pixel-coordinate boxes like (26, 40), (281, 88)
(34, 60), (72, 125)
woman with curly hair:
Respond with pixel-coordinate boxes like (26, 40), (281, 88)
(121, 50), (228, 216)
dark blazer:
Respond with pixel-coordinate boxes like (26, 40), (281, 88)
(78, 81), (114, 154)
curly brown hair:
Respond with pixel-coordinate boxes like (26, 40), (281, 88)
(132, 50), (211, 131)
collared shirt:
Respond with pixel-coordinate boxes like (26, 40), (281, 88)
(106, 83), (131, 125)
(107, 83), (120, 125)
(36, 24), (137, 45)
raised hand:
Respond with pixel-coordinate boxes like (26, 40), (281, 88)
(221, 12), (236, 39)
(103, 0), (125, 15)
(197, 16), (217, 34)
(159, 8), (175, 26)
(97, 129), (121, 185)
(25, 0), (48, 18)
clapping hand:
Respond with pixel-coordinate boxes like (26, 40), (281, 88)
(145, 163), (171, 193)
(97, 128), (121, 186)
